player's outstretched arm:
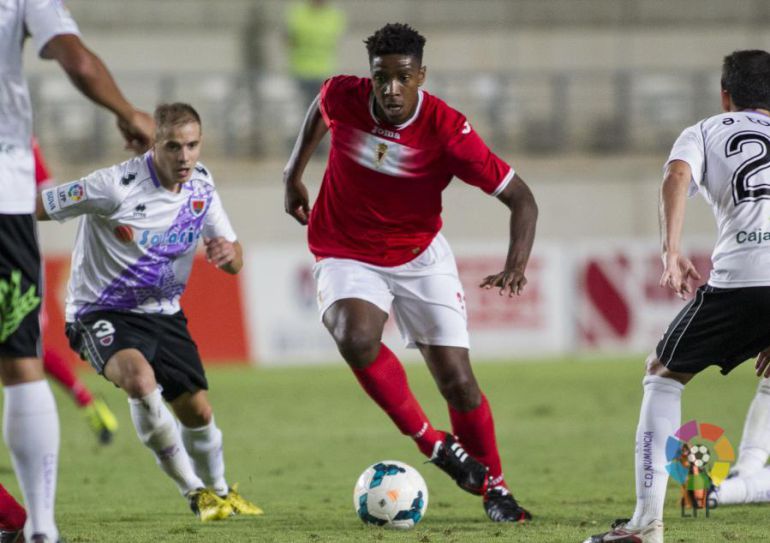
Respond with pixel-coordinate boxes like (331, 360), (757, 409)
(204, 238), (243, 275)
(658, 160), (701, 299)
(283, 94), (329, 225)
(41, 34), (155, 154)
(480, 174), (538, 296)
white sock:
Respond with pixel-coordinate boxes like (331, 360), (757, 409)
(129, 389), (204, 496)
(181, 417), (228, 496)
(714, 467), (770, 504)
(2, 380), (59, 541)
(629, 375), (684, 528)
(734, 378), (770, 476)
(712, 476), (748, 505)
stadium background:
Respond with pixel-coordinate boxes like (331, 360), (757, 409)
(5, 2), (770, 541)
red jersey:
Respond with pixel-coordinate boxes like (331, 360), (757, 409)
(32, 137), (53, 188)
(309, 75), (514, 267)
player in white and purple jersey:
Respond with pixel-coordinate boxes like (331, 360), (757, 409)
(36, 103), (263, 523)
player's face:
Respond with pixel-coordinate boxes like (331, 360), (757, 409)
(153, 121), (202, 189)
(370, 54), (425, 125)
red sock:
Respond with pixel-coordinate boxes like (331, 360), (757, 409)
(0, 484), (26, 531)
(449, 394), (507, 490)
(43, 348), (93, 407)
(352, 344), (444, 457)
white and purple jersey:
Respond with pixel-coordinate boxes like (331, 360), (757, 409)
(41, 151), (236, 321)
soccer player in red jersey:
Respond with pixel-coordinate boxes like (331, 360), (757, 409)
(283, 23), (538, 522)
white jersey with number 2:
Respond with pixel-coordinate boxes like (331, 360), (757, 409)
(668, 111), (770, 288)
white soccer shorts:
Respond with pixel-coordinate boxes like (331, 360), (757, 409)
(313, 233), (470, 349)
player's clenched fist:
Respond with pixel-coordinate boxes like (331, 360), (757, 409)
(204, 236), (242, 274)
(284, 178), (311, 225)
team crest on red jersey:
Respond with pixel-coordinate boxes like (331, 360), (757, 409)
(375, 143), (388, 168)
(190, 198), (207, 216)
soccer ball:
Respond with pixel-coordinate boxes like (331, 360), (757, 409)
(353, 460), (428, 529)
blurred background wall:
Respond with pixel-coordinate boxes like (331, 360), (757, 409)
(28, 0), (770, 362)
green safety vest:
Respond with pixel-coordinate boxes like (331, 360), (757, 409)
(286, 3), (346, 79)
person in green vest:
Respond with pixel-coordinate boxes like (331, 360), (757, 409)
(285, 0), (347, 108)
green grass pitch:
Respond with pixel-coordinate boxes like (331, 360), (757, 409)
(1, 356), (766, 542)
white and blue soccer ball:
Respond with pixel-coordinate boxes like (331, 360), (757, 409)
(353, 460), (428, 529)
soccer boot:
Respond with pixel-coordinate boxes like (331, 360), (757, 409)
(583, 518), (664, 543)
(0, 529), (22, 543)
(483, 487), (532, 522)
(187, 488), (233, 522)
(83, 397), (118, 444)
(223, 484), (264, 516)
(429, 434), (489, 495)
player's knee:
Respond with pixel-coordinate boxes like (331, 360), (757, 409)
(121, 370), (158, 398)
(0, 357), (45, 385)
(177, 403), (213, 428)
(335, 329), (381, 368)
(438, 375), (481, 412)
(645, 353), (666, 376)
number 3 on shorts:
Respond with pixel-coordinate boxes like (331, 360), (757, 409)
(92, 319), (116, 346)
(92, 320), (115, 337)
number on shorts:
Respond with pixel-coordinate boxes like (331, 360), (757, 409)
(92, 319), (115, 339)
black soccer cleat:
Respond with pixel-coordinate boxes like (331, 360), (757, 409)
(483, 487), (532, 523)
(429, 434), (489, 495)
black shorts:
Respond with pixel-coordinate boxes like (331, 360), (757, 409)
(66, 310), (207, 402)
(0, 214), (41, 358)
(656, 285), (770, 375)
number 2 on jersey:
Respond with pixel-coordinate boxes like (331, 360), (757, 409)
(726, 130), (770, 204)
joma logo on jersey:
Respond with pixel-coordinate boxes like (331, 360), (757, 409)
(375, 143), (388, 168)
(371, 126), (400, 140)
(138, 226), (200, 248)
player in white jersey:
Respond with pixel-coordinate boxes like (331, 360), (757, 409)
(1, 2), (153, 542)
(585, 50), (770, 543)
(36, 103), (263, 523)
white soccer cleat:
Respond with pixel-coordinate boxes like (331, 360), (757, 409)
(582, 519), (664, 543)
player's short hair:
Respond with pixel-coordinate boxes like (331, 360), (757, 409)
(721, 50), (770, 110)
(154, 103), (201, 134)
(365, 23), (426, 64)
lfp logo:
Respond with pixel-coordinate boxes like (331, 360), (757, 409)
(665, 420), (735, 517)
(68, 184), (84, 202)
